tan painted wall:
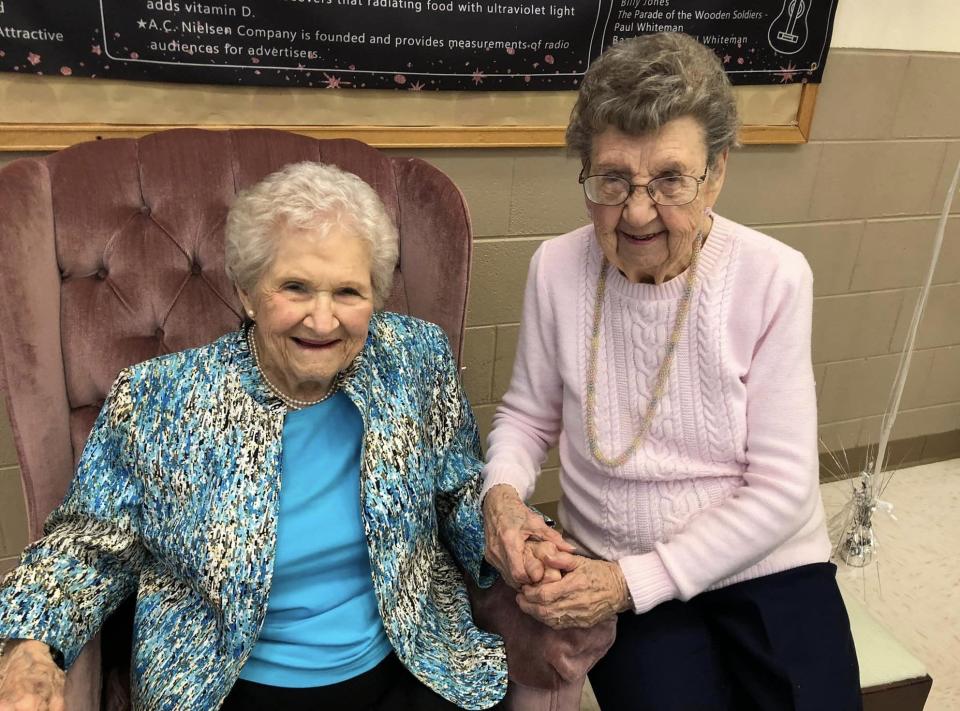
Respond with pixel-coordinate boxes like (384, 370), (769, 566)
(831, 0), (960, 52)
(421, 48), (960, 507)
(2, 48), (960, 572)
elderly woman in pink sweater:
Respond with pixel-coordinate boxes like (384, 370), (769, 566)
(481, 33), (861, 711)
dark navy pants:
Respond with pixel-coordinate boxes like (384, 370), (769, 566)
(588, 563), (862, 711)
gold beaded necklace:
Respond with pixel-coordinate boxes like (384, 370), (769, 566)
(585, 234), (703, 468)
(246, 324), (339, 410)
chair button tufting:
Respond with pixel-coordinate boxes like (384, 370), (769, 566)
(140, 205), (151, 215)
(154, 328), (164, 340)
(191, 262), (202, 275)
(96, 267), (108, 280)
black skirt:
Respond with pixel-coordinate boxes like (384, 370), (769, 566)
(222, 652), (463, 711)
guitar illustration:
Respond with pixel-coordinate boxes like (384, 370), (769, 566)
(767, 0), (811, 55)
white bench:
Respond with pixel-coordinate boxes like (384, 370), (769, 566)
(841, 588), (932, 710)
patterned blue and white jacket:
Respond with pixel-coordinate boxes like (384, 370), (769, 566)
(0, 312), (507, 710)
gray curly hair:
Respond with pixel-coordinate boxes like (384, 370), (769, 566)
(567, 33), (740, 168)
(225, 161), (398, 309)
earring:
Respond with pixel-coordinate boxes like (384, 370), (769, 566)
(247, 311), (255, 319)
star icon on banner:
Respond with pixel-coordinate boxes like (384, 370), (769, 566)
(775, 62), (799, 83)
(409, 81), (425, 91)
(471, 68), (485, 85)
(137, 19), (147, 29)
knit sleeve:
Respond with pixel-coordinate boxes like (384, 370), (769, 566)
(0, 369), (147, 667)
(426, 323), (498, 588)
(619, 251), (821, 612)
(481, 244), (564, 503)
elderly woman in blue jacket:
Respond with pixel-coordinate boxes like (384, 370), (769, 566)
(0, 161), (543, 710)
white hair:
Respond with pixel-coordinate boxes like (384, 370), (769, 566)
(225, 161), (399, 308)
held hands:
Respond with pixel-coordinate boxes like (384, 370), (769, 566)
(517, 555), (632, 630)
(482, 483), (631, 628)
(482, 484), (574, 589)
(0, 640), (65, 711)
(523, 540), (570, 585)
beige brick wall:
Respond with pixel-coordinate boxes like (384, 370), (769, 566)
(0, 398), (26, 574)
(1, 48), (959, 559)
(412, 49), (960, 500)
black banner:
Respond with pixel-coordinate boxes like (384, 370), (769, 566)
(0, 0), (837, 90)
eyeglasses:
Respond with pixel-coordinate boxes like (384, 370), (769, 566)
(579, 167), (708, 207)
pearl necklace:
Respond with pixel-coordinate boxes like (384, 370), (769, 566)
(585, 234), (703, 468)
(246, 325), (339, 410)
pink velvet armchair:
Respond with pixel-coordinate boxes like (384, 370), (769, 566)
(0, 128), (611, 711)
(0, 128), (478, 708)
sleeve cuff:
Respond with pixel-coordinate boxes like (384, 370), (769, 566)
(618, 552), (681, 614)
(475, 559), (499, 589)
(480, 463), (534, 503)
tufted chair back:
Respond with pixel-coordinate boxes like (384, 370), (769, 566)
(0, 128), (473, 709)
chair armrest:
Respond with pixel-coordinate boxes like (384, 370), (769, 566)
(62, 636), (103, 711)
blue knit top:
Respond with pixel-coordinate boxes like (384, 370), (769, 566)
(239, 392), (391, 687)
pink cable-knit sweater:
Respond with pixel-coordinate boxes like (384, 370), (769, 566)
(481, 214), (831, 614)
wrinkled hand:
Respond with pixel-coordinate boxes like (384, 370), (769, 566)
(523, 540), (568, 585)
(517, 555), (631, 629)
(0, 640), (65, 711)
(483, 484), (573, 589)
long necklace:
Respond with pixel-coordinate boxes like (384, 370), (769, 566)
(585, 234), (703, 468)
(246, 325), (339, 409)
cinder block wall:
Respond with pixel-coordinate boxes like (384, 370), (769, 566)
(1, 48), (959, 573)
(411, 49), (960, 509)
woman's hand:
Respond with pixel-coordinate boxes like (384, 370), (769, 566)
(483, 484), (573, 589)
(516, 555), (631, 629)
(523, 540), (573, 584)
(0, 640), (65, 711)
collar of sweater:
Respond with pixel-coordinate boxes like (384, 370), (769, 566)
(596, 215), (732, 301)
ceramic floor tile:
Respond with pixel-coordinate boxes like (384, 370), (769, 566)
(822, 458), (960, 711)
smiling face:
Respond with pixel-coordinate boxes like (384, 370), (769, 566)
(586, 117), (727, 284)
(239, 218), (374, 402)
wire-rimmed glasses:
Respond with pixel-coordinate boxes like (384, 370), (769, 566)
(579, 168), (708, 207)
